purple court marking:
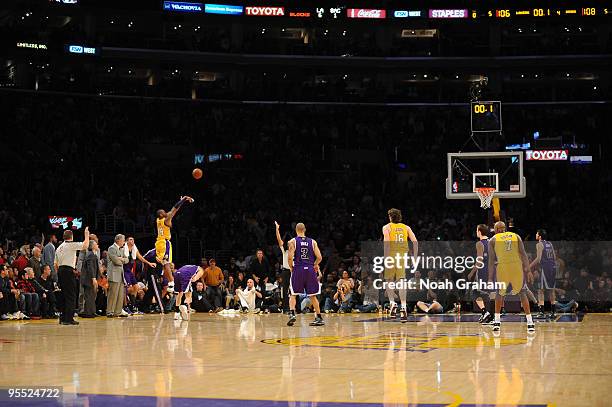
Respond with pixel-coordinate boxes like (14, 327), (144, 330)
(356, 313), (584, 323)
(0, 394), (550, 407)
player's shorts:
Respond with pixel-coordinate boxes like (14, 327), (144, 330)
(496, 263), (524, 296)
(175, 266), (197, 292)
(538, 267), (556, 290)
(384, 267), (405, 281)
(123, 270), (138, 287)
(155, 239), (172, 264)
(290, 265), (320, 296)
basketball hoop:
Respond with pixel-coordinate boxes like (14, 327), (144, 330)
(475, 187), (496, 209)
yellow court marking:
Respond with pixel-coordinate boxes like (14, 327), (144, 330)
(262, 333), (526, 351)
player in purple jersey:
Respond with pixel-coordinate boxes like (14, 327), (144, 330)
(468, 224), (494, 324)
(140, 249), (166, 313)
(287, 223), (324, 327)
(529, 229), (557, 319)
(173, 265), (205, 321)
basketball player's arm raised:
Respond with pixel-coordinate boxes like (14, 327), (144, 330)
(528, 241), (543, 270)
(164, 196), (194, 227)
(518, 236), (533, 283)
(274, 221), (284, 249)
(468, 241), (484, 281)
(287, 238), (295, 273)
(487, 238), (496, 283)
(313, 239), (323, 273)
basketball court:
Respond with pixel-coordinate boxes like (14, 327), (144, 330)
(0, 313), (610, 406)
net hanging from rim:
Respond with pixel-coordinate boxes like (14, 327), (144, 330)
(475, 187), (496, 209)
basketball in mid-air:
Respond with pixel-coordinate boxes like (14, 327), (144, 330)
(192, 168), (203, 180)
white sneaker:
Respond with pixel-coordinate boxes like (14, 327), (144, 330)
(174, 312), (182, 320)
(167, 282), (175, 294)
(11, 312), (20, 320)
(1, 314), (10, 320)
(179, 305), (189, 321)
(119, 310), (129, 317)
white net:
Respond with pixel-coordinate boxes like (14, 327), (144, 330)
(476, 188), (495, 209)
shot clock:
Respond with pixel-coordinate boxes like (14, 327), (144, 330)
(471, 101), (502, 133)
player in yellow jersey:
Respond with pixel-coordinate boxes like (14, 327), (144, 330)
(488, 221), (535, 334)
(154, 195), (194, 293)
(382, 208), (418, 322)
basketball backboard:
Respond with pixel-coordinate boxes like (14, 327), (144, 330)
(446, 151), (526, 199)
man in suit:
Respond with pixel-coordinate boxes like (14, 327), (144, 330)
(80, 240), (99, 318)
(106, 234), (129, 318)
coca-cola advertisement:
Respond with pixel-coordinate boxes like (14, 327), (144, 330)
(48, 216), (83, 230)
(346, 8), (386, 19)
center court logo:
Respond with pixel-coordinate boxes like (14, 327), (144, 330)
(262, 333), (526, 352)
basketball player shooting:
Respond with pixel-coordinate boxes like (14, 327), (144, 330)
(173, 264), (205, 321)
(154, 195), (194, 293)
(488, 221), (535, 334)
(382, 208), (418, 322)
(286, 223), (324, 327)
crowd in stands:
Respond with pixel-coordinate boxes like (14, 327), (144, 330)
(0, 91), (610, 320)
(1, 235), (611, 321)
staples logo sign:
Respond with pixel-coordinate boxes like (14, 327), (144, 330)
(428, 9), (468, 19)
(526, 150), (569, 161)
(347, 9), (386, 19)
(245, 6), (284, 16)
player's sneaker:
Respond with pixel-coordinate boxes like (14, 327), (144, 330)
(309, 316), (325, 326)
(174, 312), (181, 320)
(480, 312), (494, 325)
(287, 314), (297, 326)
(389, 304), (398, 318)
(527, 324), (536, 334)
(179, 305), (189, 321)
(492, 322), (501, 332)
(547, 312), (556, 320)
(167, 282), (175, 294)
(399, 308), (408, 323)
(535, 311), (548, 320)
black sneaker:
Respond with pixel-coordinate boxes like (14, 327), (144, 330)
(309, 317), (325, 326)
(389, 304), (398, 318)
(400, 308), (408, 323)
(535, 312), (548, 320)
(547, 312), (556, 320)
(287, 314), (297, 326)
(492, 322), (501, 332)
(477, 312), (486, 323)
(527, 324), (536, 334)
(481, 312), (494, 325)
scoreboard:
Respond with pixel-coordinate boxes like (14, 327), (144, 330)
(478, 7), (607, 19)
(471, 101), (502, 133)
